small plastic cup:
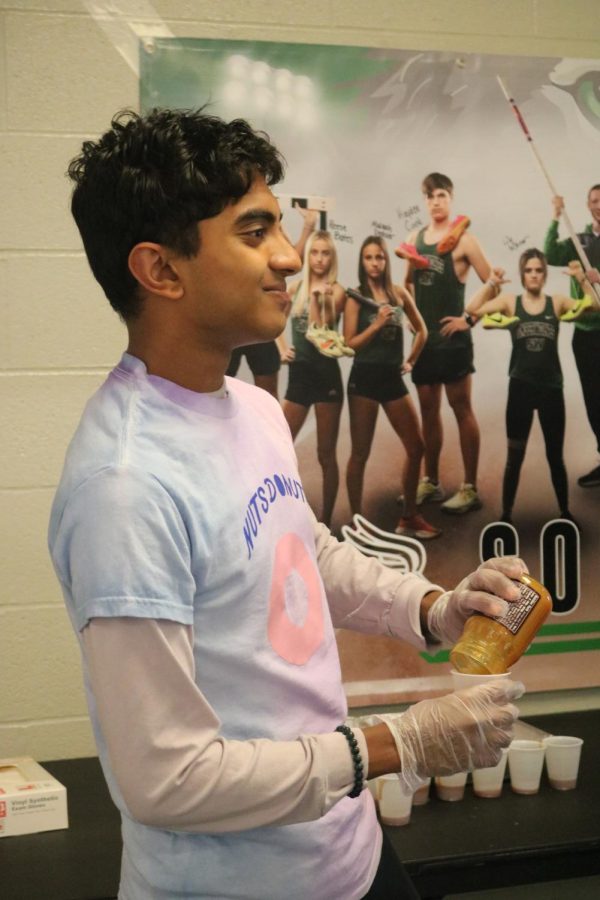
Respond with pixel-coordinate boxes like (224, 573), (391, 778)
(450, 669), (512, 691)
(543, 736), (583, 790)
(435, 771), (467, 801)
(378, 774), (413, 826)
(508, 739), (545, 794)
(412, 777), (432, 806)
(472, 747), (509, 798)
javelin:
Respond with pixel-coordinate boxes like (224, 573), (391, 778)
(497, 75), (600, 301)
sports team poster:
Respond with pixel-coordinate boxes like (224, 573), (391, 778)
(141, 39), (600, 705)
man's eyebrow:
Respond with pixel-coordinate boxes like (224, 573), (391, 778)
(234, 208), (281, 227)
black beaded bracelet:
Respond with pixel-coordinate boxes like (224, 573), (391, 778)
(335, 724), (364, 798)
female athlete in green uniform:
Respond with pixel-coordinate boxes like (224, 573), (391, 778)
(282, 231), (347, 526)
(344, 236), (440, 539)
(466, 249), (596, 524)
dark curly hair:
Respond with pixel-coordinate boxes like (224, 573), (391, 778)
(67, 108), (286, 319)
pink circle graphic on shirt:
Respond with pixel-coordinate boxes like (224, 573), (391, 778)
(267, 532), (325, 665)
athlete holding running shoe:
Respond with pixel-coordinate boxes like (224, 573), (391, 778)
(466, 249), (598, 524)
(397, 173), (492, 516)
(282, 231), (351, 526)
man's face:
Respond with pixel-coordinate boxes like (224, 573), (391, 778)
(588, 189), (600, 227)
(174, 176), (301, 350)
(425, 188), (452, 223)
(521, 257), (546, 294)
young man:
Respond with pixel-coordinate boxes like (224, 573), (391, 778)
(544, 187), (600, 487)
(399, 173), (493, 515)
(49, 110), (524, 900)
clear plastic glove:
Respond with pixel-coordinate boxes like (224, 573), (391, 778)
(427, 555), (528, 645)
(377, 679), (524, 793)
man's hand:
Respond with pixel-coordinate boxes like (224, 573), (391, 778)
(294, 203), (319, 232)
(488, 266), (510, 289)
(565, 259), (585, 281)
(552, 195), (565, 220)
(373, 679), (523, 792)
(426, 555), (528, 644)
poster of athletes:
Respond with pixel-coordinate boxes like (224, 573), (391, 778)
(141, 39), (600, 704)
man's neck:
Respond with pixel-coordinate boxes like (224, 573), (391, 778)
(426, 215), (450, 236)
(126, 334), (229, 394)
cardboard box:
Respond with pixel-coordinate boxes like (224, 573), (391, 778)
(0, 757), (68, 837)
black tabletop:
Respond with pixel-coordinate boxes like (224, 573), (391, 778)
(0, 756), (120, 900)
(0, 709), (598, 900)
(386, 709), (600, 898)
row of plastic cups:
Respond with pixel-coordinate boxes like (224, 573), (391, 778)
(449, 668), (583, 794)
(370, 732), (583, 826)
(510, 735), (582, 793)
(434, 734), (583, 801)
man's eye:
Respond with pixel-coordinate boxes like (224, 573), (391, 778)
(246, 228), (266, 240)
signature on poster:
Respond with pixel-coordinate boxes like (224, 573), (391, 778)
(330, 220), (354, 243)
(504, 235), (530, 251)
(396, 204), (422, 232)
(371, 220), (393, 239)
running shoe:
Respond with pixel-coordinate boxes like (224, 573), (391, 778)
(330, 330), (356, 357)
(416, 476), (445, 505)
(441, 483), (482, 514)
(394, 243), (429, 269)
(482, 312), (520, 329)
(560, 296), (593, 321)
(306, 323), (343, 357)
(578, 464), (600, 487)
(437, 215), (471, 254)
(395, 514), (442, 540)
(396, 479), (440, 506)
(306, 321), (327, 344)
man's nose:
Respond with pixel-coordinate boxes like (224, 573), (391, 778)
(271, 235), (301, 274)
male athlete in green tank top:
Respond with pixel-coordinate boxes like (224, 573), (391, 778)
(544, 186), (600, 487)
(401, 172), (493, 515)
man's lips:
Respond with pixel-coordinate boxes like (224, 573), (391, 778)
(264, 285), (291, 309)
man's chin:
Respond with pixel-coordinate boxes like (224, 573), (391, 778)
(238, 318), (286, 347)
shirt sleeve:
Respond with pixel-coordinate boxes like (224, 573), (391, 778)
(309, 511), (443, 651)
(543, 220), (577, 268)
(51, 466), (197, 630)
(81, 616), (368, 833)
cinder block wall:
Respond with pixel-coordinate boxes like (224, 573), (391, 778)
(1, 1), (598, 761)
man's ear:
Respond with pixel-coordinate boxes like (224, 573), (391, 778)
(128, 243), (184, 300)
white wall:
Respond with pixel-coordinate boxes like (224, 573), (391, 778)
(1, 0), (599, 761)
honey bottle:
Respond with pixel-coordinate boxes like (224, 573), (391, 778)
(450, 573), (552, 674)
